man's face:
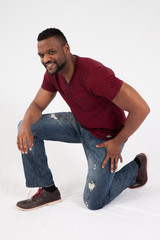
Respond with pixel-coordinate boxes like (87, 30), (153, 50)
(37, 37), (67, 75)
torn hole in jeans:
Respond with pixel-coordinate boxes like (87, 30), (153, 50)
(50, 113), (58, 120)
(88, 181), (95, 191)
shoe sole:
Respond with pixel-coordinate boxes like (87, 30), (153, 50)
(16, 198), (62, 211)
(129, 153), (148, 189)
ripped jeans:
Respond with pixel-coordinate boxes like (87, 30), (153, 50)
(19, 112), (138, 210)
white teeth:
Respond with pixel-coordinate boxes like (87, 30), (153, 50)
(47, 63), (54, 67)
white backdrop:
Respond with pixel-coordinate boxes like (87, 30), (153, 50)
(0, 0), (160, 239)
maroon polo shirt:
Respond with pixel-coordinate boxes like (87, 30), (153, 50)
(41, 55), (126, 140)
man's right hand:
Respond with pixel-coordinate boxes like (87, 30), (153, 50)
(17, 88), (56, 154)
(17, 124), (34, 154)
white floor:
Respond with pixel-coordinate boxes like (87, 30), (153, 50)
(0, 141), (160, 240)
(1, 178), (160, 240)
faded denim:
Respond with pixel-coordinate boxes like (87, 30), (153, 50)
(19, 112), (138, 210)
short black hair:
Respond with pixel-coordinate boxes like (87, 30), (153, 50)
(37, 28), (68, 44)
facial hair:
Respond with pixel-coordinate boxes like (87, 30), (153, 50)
(45, 61), (66, 75)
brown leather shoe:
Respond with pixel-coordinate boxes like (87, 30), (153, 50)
(129, 153), (148, 189)
(16, 188), (61, 210)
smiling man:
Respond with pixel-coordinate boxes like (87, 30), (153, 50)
(16, 28), (150, 210)
(39, 36), (67, 75)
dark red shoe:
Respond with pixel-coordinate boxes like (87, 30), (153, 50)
(129, 153), (148, 189)
(16, 188), (61, 210)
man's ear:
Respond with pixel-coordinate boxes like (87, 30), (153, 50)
(63, 43), (70, 54)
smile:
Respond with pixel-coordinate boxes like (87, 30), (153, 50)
(46, 63), (55, 67)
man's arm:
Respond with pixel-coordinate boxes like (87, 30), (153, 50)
(96, 82), (150, 172)
(17, 87), (56, 154)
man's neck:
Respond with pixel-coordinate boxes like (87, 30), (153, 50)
(60, 55), (76, 83)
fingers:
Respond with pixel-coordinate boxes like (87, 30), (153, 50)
(102, 154), (123, 173)
(17, 135), (24, 153)
(110, 156), (118, 173)
(27, 134), (34, 151)
(102, 156), (117, 173)
(119, 154), (123, 163)
(96, 142), (105, 148)
(102, 153), (109, 169)
(17, 132), (34, 154)
(97, 140), (123, 172)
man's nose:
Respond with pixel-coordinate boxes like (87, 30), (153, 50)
(43, 54), (52, 64)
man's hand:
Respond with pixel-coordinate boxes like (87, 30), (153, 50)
(17, 124), (34, 154)
(16, 89), (57, 154)
(96, 82), (150, 173)
(96, 139), (123, 172)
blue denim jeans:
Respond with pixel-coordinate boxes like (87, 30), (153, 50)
(19, 112), (138, 210)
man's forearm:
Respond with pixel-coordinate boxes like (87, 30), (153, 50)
(21, 101), (43, 127)
(113, 108), (150, 145)
(111, 82), (150, 145)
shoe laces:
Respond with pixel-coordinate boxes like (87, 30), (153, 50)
(136, 172), (143, 184)
(31, 188), (44, 199)
(137, 172), (142, 179)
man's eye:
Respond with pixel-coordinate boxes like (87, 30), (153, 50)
(49, 50), (55, 54)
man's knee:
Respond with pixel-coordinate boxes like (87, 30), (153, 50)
(83, 192), (110, 210)
(84, 201), (102, 210)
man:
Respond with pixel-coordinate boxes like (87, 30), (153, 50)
(16, 28), (150, 210)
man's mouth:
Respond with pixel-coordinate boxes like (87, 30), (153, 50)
(45, 62), (55, 68)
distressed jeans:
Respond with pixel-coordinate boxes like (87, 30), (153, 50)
(19, 112), (138, 210)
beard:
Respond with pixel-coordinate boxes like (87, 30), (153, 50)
(45, 61), (66, 75)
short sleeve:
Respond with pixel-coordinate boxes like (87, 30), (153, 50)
(88, 66), (123, 101)
(41, 71), (57, 92)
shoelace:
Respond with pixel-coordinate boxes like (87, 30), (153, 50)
(31, 188), (44, 199)
(137, 172), (142, 179)
(136, 172), (143, 184)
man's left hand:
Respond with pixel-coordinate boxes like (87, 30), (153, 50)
(96, 140), (123, 172)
